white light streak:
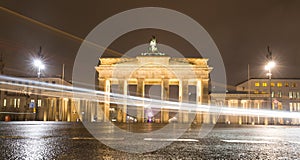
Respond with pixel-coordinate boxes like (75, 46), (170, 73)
(221, 139), (275, 144)
(1, 75), (300, 120)
(144, 138), (198, 142)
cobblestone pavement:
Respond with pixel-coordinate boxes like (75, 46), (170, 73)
(0, 122), (299, 159)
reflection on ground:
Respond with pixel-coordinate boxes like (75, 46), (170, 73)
(0, 122), (299, 159)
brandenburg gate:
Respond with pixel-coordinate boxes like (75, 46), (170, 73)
(95, 38), (212, 123)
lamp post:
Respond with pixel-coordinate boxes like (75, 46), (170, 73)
(34, 59), (45, 79)
(264, 46), (276, 111)
(33, 58), (45, 120)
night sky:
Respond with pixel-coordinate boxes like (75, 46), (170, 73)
(1, 0), (300, 86)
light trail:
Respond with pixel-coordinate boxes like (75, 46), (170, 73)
(0, 112), (34, 115)
(1, 75), (300, 120)
(0, 6), (123, 57)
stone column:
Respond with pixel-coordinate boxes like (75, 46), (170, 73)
(46, 99), (51, 121)
(87, 101), (93, 122)
(49, 99), (53, 121)
(62, 99), (66, 121)
(80, 100), (87, 122)
(263, 100), (269, 125)
(67, 98), (71, 122)
(54, 98), (59, 121)
(43, 98), (48, 121)
(196, 80), (203, 124)
(225, 100), (230, 123)
(202, 79), (210, 124)
(96, 101), (104, 122)
(161, 79), (169, 123)
(257, 101), (262, 124)
(238, 100), (242, 125)
(104, 79), (110, 122)
(58, 98), (63, 121)
(64, 99), (68, 121)
(233, 100), (239, 124)
(136, 78), (145, 123)
(245, 100), (249, 124)
(117, 79), (127, 123)
(91, 100), (98, 122)
(70, 100), (78, 122)
(178, 80), (189, 123)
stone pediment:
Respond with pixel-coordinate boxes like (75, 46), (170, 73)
(99, 58), (137, 65)
(99, 57), (209, 67)
(170, 58), (208, 67)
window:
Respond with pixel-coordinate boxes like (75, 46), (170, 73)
(293, 92), (297, 99)
(17, 99), (20, 108)
(52, 81), (56, 84)
(285, 83), (289, 87)
(262, 82), (267, 87)
(289, 92), (293, 99)
(292, 83), (297, 88)
(255, 82), (260, 87)
(3, 99), (6, 107)
(271, 82), (275, 87)
(38, 99), (42, 107)
(271, 91), (275, 98)
(14, 98), (17, 108)
(277, 82), (282, 87)
(254, 90), (259, 94)
(289, 103), (298, 111)
(277, 91), (282, 98)
(297, 92), (300, 99)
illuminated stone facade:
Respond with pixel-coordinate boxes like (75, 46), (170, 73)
(95, 55), (212, 123)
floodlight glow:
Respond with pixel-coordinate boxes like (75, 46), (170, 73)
(34, 59), (42, 67)
(264, 65), (270, 70)
(33, 59), (45, 70)
(268, 61), (276, 68)
(265, 61), (276, 70)
(40, 64), (45, 70)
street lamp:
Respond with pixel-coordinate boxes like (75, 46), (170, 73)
(33, 59), (45, 78)
(264, 47), (276, 111)
(33, 58), (45, 120)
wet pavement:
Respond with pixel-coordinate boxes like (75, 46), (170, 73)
(0, 121), (300, 159)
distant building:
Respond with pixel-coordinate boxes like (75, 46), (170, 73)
(237, 78), (300, 113)
(210, 78), (300, 125)
(0, 77), (79, 121)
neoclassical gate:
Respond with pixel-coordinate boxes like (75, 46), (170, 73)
(95, 39), (212, 123)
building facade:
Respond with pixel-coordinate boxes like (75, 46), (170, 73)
(95, 37), (212, 123)
(237, 78), (300, 113)
(0, 77), (79, 121)
(210, 78), (300, 125)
